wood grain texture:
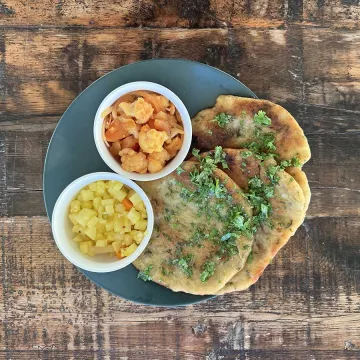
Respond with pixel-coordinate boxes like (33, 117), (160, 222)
(0, 216), (359, 359)
(1, 0), (360, 358)
(1, 27), (360, 119)
(1, 27), (359, 218)
(0, 0), (359, 28)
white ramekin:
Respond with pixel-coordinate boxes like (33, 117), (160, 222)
(93, 81), (192, 181)
(51, 172), (154, 273)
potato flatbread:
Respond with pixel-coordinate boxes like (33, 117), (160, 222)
(134, 161), (253, 295)
(192, 95), (311, 165)
(215, 149), (306, 294)
(191, 149), (306, 294)
(286, 167), (311, 211)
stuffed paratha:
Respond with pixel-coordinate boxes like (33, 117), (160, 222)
(191, 148), (306, 294)
(134, 159), (253, 295)
(192, 95), (311, 165)
(286, 167), (311, 211)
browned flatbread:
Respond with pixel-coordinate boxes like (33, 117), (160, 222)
(133, 161), (253, 295)
(286, 167), (311, 211)
(191, 149), (306, 294)
(192, 95), (311, 165)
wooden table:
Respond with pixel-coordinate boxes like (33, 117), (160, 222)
(1, 1), (360, 359)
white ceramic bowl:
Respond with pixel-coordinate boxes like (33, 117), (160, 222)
(94, 81), (192, 181)
(51, 172), (154, 273)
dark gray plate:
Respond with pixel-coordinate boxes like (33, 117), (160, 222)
(43, 59), (256, 306)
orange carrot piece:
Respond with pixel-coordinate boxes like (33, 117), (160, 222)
(122, 198), (133, 210)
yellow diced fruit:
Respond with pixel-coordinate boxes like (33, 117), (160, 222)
(131, 230), (144, 244)
(79, 241), (89, 254)
(89, 182), (97, 192)
(127, 208), (141, 225)
(97, 205), (104, 215)
(102, 192), (112, 200)
(115, 203), (126, 214)
(80, 189), (94, 201)
(114, 217), (125, 233)
(87, 216), (99, 228)
(113, 233), (124, 242)
(123, 234), (133, 246)
(128, 192), (142, 206)
(96, 181), (107, 195)
(105, 204), (114, 215)
(109, 188), (127, 202)
(101, 199), (114, 206)
(123, 217), (131, 233)
(96, 240), (107, 247)
(75, 208), (97, 227)
(69, 213), (79, 225)
(95, 231), (105, 240)
(81, 200), (93, 209)
(84, 226), (96, 240)
(108, 181), (123, 192)
(73, 234), (85, 243)
(70, 200), (81, 213)
(121, 243), (138, 257)
(72, 224), (85, 234)
(93, 197), (101, 210)
(107, 232), (115, 241)
(112, 241), (122, 253)
(105, 219), (114, 232)
(79, 241), (94, 255)
(134, 201), (145, 212)
(96, 222), (106, 232)
(134, 219), (147, 231)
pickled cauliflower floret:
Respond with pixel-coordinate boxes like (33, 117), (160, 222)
(119, 148), (148, 173)
(164, 136), (183, 158)
(119, 116), (139, 138)
(157, 95), (170, 109)
(102, 90), (185, 174)
(119, 98), (154, 124)
(147, 149), (171, 173)
(139, 125), (169, 153)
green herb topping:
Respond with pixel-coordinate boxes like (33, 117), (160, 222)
(137, 265), (153, 282)
(254, 110), (271, 126)
(172, 254), (194, 277)
(212, 113), (233, 128)
(200, 261), (216, 282)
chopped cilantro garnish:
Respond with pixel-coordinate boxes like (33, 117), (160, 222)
(280, 157), (301, 168)
(254, 110), (271, 126)
(242, 150), (252, 158)
(161, 266), (171, 276)
(192, 148), (201, 160)
(200, 261), (216, 282)
(177, 167), (185, 175)
(246, 176), (275, 228)
(212, 113), (233, 128)
(137, 265), (153, 282)
(214, 146), (229, 169)
(172, 254), (193, 277)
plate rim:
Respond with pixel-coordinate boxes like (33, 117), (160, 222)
(42, 58), (257, 307)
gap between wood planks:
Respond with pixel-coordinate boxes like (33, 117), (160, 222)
(0, 216), (359, 355)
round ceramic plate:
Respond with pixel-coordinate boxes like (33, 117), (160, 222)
(43, 59), (256, 306)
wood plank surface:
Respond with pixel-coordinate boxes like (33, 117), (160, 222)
(0, 216), (359, 359)
(1, 0), (360, 358)
(0, 0), (359, 28)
